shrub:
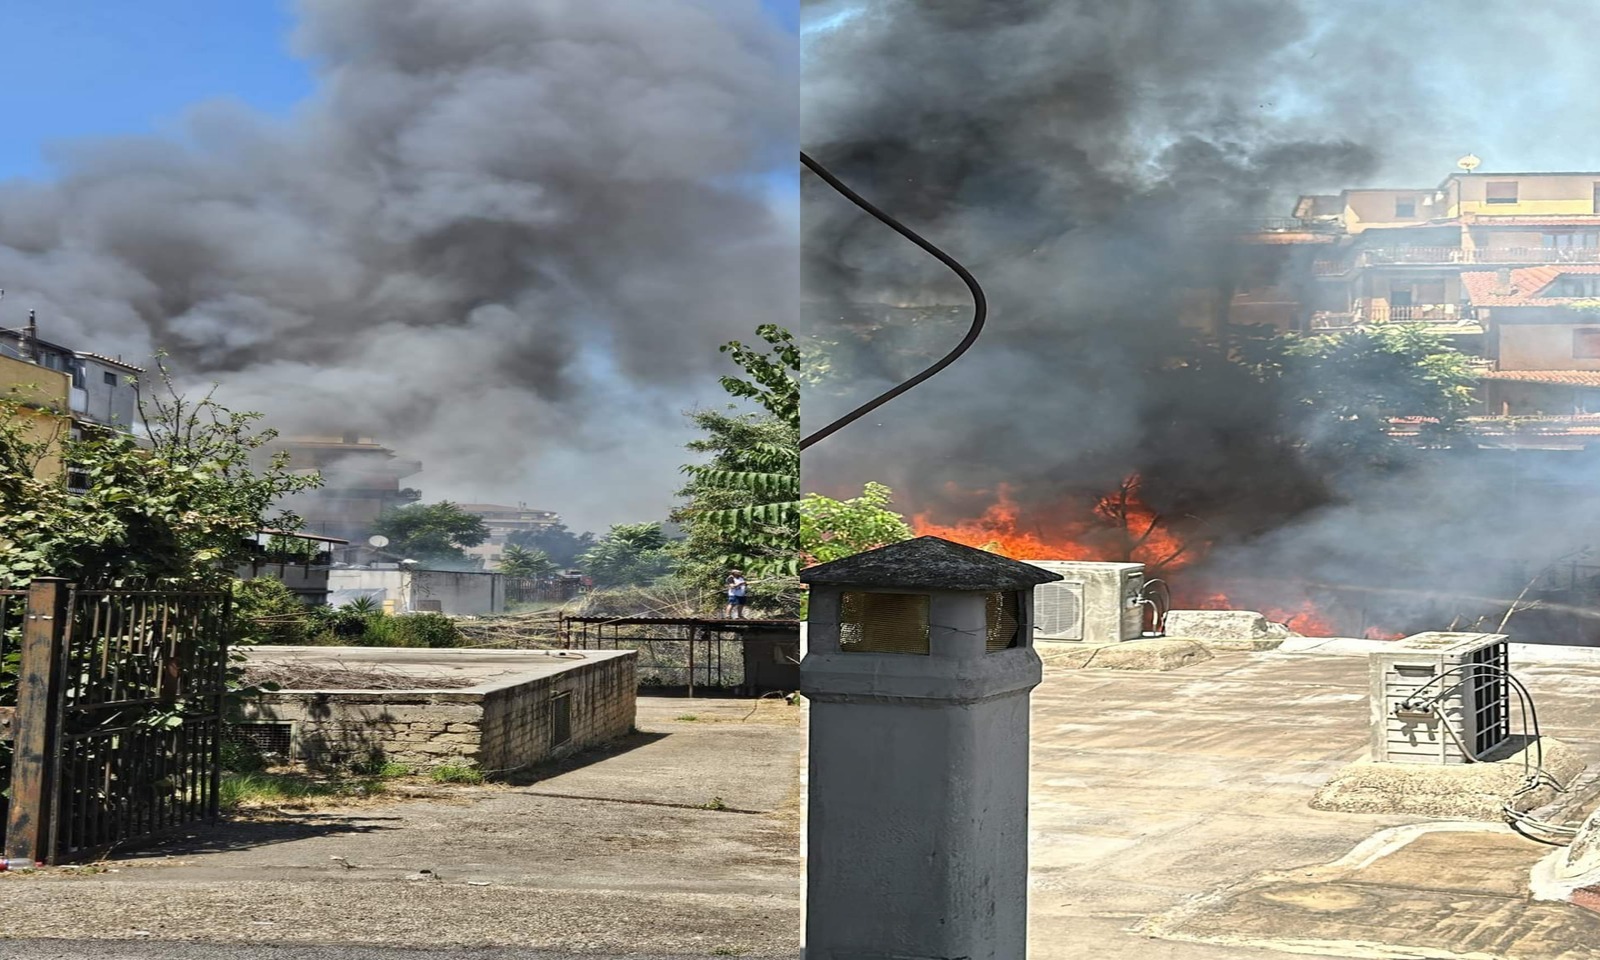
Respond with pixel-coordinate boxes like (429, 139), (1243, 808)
(429, 763), (484, 785)
(389, 613), (459, 648)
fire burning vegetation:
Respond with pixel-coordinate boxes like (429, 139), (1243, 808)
(910, 475), (1340, 636)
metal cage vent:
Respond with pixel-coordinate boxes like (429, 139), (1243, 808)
(550, 692), (573, 747)
(839, 592), (930, 655)
(229, 722), (293, 758)
(986, 591), (1022, 652)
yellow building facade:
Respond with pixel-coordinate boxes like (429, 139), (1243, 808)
(0, 352), (72, 479)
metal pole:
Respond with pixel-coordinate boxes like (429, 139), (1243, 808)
(687, 625), (696, 699)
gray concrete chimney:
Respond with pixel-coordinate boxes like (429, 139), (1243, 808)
(798, 536), (1062, 959)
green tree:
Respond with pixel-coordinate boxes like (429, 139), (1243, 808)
(499, 543), (556, 578)
(580, 522), (677, 588)
(506, 521), (595, 569)
(673, 324), (800, 587)
(799, 482), (915, 565)
(1285, 324), (1477, 461)
(0, 362), (321, 587)
(371, 501), (489, 568)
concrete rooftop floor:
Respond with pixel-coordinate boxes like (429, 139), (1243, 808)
(245, 645), (627, 689)
(4, 644), (1600, 958)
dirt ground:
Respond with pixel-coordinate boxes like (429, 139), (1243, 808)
(6, 645), (1600, 960)
(0, 698), (803, 957)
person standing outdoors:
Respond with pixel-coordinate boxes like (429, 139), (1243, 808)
(724, 569), (748, 619)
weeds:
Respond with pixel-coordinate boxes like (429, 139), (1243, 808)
(703, 796), (728, 811)
(429, 764), (485, 785)
(220, 772), (384, 811)
(676, 714), (700, 722)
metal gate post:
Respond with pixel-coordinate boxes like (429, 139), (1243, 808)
(4, 578), (70, 864)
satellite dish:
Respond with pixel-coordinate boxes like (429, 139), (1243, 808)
(1457, 153), (1481, 173)
(368, 535), (390, 548)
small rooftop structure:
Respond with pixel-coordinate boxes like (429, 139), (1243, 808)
(799, 535), (1063, 592)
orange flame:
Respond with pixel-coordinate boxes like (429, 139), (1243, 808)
(908, 474), (1363, 639)
(911, 476), (1198, 572)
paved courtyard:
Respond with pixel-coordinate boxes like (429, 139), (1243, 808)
(5, 642), (1600, 959)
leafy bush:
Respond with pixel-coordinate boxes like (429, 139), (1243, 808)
(231, 577), (311, 645)
(389, 613), (459, 648)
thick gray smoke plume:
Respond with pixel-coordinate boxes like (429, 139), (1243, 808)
(0, 0), (796, 530)
(802, 0), (1600, 637)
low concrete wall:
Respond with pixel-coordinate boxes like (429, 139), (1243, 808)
(327, 568), (506, 615)
(238, 647), (636, 773)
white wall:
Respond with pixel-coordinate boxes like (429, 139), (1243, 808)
(328, 568), (505, 615)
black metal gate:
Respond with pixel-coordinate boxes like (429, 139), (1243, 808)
(3, 579), (230, 864)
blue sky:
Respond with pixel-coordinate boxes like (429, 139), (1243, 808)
(0, 0), (800, 182)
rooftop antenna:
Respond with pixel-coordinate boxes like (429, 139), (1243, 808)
(1457, 153), (1481, 174)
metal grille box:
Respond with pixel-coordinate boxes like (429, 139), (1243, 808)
(1369, 632), (1511, 765)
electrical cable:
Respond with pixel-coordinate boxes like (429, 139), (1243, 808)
(1398, 662), (1580, 837)
(798, 151), (987, 451)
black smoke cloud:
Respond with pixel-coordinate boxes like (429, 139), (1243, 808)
(0, 0), (797, 531)
(801, 0), (1600, 637)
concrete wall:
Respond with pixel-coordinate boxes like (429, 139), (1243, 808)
(236, 561), (332, 605)
(479, 653), (636, 773)
(0, 354), (70, 478)
(1498, 324), (1600, 371)
(1450, 174), (1600, 218)
(1343, 189), (1433, 232)
(240, 649), (636, 773)
(74, 357), (137, 429)
(328, 568), (505, 614)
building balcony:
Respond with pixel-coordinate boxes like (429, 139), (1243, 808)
(1310, 303), (1472, 330)
(1316, 246), (1600, 273)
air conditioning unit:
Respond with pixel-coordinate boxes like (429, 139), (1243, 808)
(1026, 561), (1145, 644)
(1370, 632), (1511, 765)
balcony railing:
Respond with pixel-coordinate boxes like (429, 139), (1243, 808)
(1316, 246), (1600, 272)
(1310, 303), (1471, 330)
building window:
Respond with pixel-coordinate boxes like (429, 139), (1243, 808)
(1593, 183), (1600, 215)
(103, 371), (117, 386)
(1394, 198), (1416, 218)
(1576, 330), (1600, 359)
(1485, 181), (1519, 204)
(1552, 276), (1600, 298)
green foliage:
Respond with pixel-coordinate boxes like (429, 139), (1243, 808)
(506, 522), (595, 569)
(291, 607), (460, 648)
(580, 522), (677, 589)
(499, 543), (556, 578)
(0, 360), (322, 588)
(429, 763), (485, 785)
(388, 612), (459, 648)
(673, 325), (801, 590)
(1284, 324), (1477, 460)
(799, 483), (915, 565)
(371, 501), (489, 568)
(231, 577), (311, 646)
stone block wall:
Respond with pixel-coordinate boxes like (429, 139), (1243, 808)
(239, 651), (636, 773)
(479, 652), (637, 773)
(241, 693), (485, 770)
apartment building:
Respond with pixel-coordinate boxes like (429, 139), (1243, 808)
(456, 502), (561, 569)
(1238, 167), (1600, 416)
(270, 434), (423, 543)
(0, 312), (143, 432)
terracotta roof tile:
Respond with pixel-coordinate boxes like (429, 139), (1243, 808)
(1461, 264), (1600, 306)
(1477, 369), (1600, 387)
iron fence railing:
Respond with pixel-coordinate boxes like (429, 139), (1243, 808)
(2, 580), (230, 864)
(51, 585), (230, 861)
